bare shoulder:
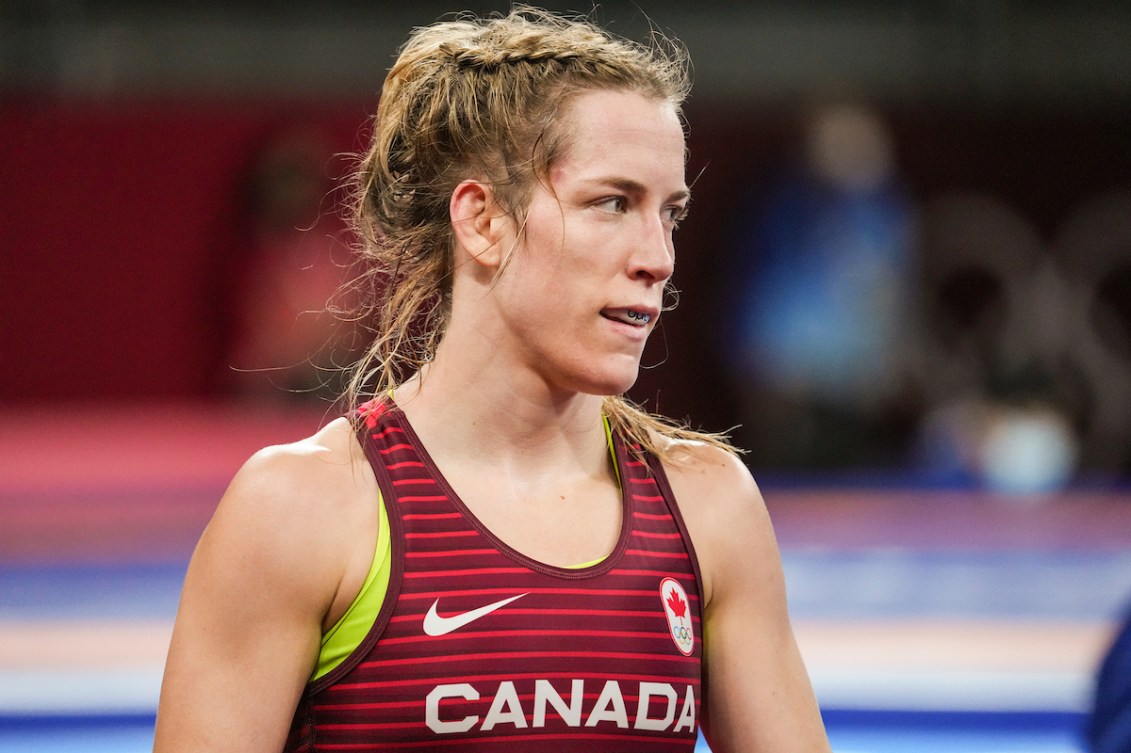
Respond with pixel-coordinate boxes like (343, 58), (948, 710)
(229, 417), (369, 510)
(660, 439), (756, 491)
(659, 439), (765, 526)
(658, 439), (775, 606)
(199, 417), (377, 604)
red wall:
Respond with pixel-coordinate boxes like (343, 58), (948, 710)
(0, 98), (368, 402)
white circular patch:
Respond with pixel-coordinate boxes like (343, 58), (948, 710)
(659, 577), (694, 656)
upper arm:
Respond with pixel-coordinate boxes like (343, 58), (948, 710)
(665, 448), (830, 753)
(154, 427), (370, 752)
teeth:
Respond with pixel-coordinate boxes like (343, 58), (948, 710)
(613, 310), (650, 325)
(604, 309), (652, 326)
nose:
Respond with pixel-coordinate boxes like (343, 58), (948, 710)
(628, 215), (675, 283)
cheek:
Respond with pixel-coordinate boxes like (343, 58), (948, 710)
(510, 209), (610, 292)
(511, 237), (578, 285)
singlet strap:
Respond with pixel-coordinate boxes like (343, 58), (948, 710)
(603, 412), (621, 489)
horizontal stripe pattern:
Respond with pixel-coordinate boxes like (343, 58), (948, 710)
(286, 400), (702, 752)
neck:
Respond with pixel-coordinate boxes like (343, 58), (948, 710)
(392, 357), (610, 479)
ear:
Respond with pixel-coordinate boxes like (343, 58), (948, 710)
(450, 179), (508, 270)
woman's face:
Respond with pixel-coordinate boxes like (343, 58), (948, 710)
(489, 88), (689, 398)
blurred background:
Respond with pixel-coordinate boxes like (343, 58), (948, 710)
(2, 2), (1131, 752)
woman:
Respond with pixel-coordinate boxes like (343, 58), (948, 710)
(154, 7), (831, 752)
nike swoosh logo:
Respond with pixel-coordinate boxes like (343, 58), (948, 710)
(422, 593), (528, 637)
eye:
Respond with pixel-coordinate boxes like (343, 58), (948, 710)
(664, 204), (689, 229)
(593, 196), (627, 214)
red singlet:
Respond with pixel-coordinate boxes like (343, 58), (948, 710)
(284, 398), (704, 752)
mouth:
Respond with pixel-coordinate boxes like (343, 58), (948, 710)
(601, 307), (657, 328)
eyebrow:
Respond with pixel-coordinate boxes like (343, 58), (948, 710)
(587, 176), (691, 204)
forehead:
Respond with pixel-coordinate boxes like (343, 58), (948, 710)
(551, 89), (687, 186)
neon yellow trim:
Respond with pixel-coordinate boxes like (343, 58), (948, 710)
(311, 492), (391, 681)
(566, 556), (606, 569)
(603, 413), (621, 489)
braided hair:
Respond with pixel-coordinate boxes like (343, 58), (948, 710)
(343, 6), (734, 458)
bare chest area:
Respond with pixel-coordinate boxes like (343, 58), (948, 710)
(447, 471), (624, 568)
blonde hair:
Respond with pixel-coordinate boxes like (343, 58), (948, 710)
(343, 5), (736, 458)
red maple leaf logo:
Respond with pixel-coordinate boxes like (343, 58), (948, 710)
(665, 589), (687, 620)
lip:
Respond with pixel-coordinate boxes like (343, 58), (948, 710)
(599, 305), (660, 339)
